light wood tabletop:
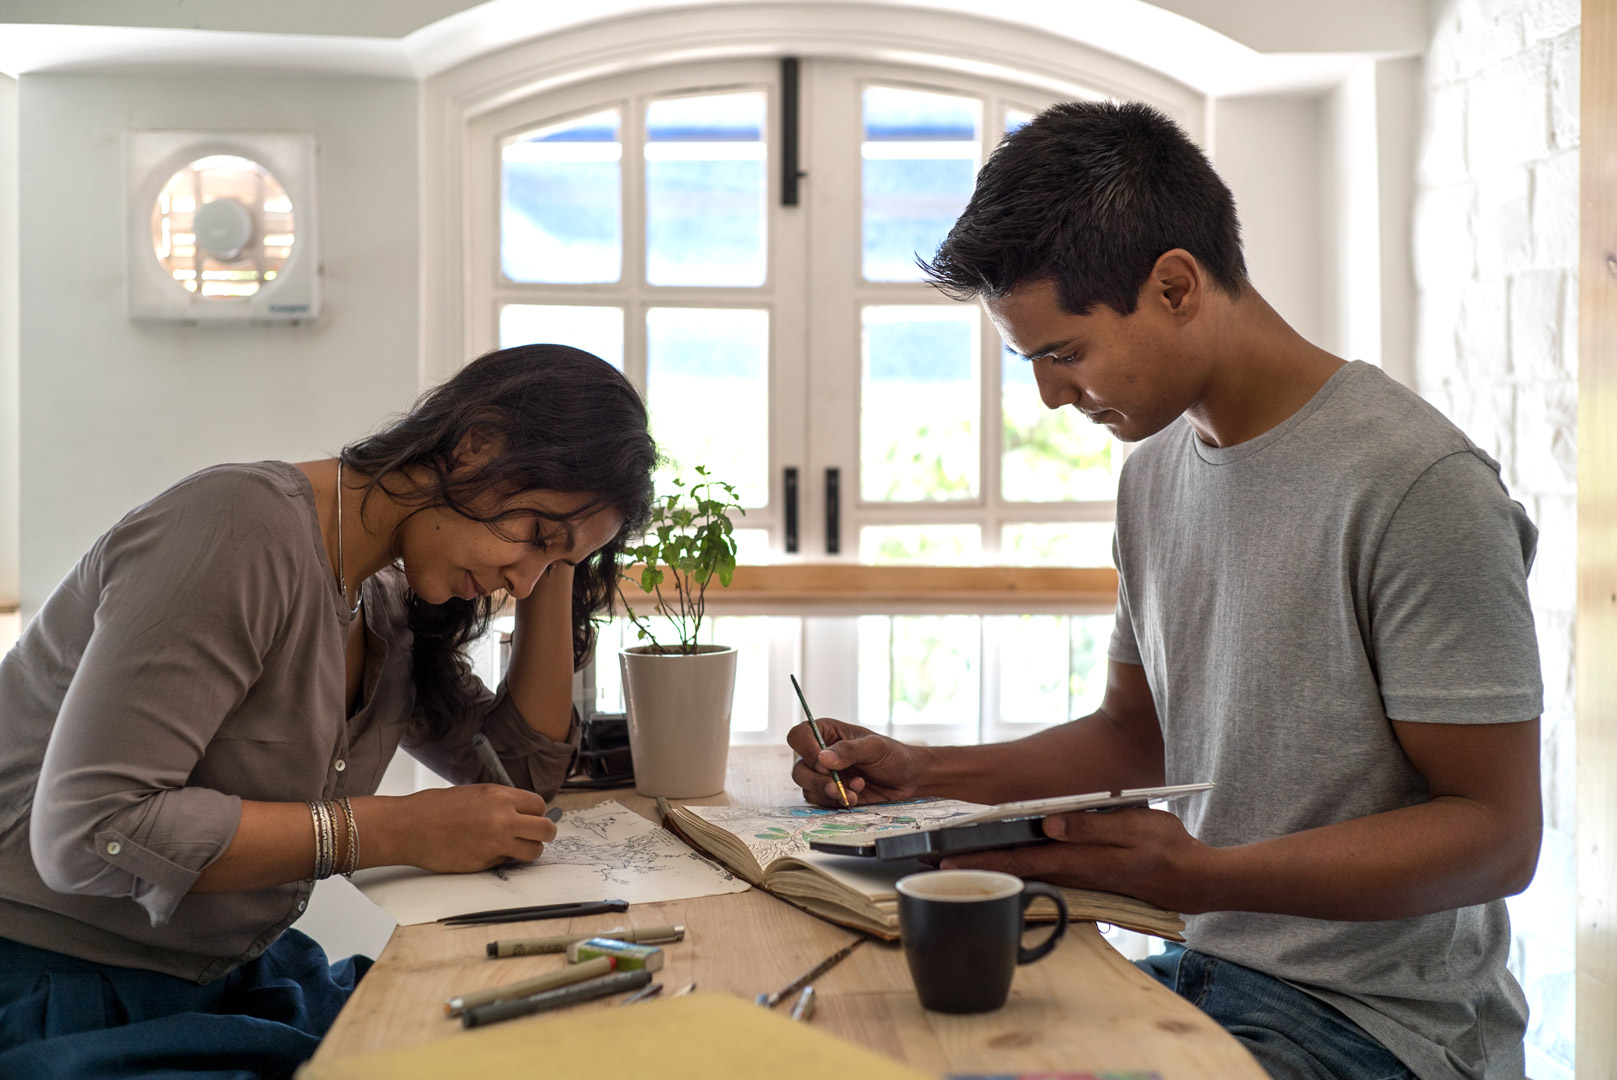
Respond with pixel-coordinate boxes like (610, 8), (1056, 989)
(313, 746), (1263, 1078)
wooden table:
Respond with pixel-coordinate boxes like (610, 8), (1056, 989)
(314, 747), (1263, 1078)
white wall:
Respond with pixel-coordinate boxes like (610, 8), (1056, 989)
(1, 73), (18, 615)
(1208, 93), (1324, 346)
(1412, 1), (1579, 1075)
(16, 72), (422, 615)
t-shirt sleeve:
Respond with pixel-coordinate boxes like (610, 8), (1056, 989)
(1108, 529), (1143, 666)
(28, 475), (297, 927)
(1369, 450), (1543, 724)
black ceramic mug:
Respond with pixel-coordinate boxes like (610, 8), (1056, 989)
(896, 869), (1068, 1014)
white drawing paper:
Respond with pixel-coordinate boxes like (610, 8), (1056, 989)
(348, 799), (751, 926)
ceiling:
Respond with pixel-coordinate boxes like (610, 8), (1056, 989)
(0, 0), (1425, 94)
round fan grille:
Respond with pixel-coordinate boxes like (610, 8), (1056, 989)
(149, 155), (296, 299)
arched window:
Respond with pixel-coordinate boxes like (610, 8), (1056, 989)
(436, 13), (1203, 743)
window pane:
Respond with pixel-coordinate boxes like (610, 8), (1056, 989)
(1069, 614), (1110, 716)
(1005, 106), (1035, 135)
(591, 615), (774, 735)
(645, 92), (767, 286)
(499, 305), (624, 369)
(993, 613), (1112, 727)
(502, 109), (622, 283)
(862, 86), (980, 282)
(859, 525), (980, 565)
(731, 527), (772, 563)
(994, 615), (1069, 726)
(1001, 522), (1114, 567)
(890, 615), (980, 727)
(858, 615), (892, 731)
(646, 307), (770, 507)
(862, 306), (979, 502)
(1002, 345), (1121, 501)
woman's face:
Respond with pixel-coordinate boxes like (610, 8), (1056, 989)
(393, 490), (623, 604)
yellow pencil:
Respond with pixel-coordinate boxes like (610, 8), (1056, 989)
(790, 674), (850, 808)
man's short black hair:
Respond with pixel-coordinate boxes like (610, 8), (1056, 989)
(921, 100), (1247, 317)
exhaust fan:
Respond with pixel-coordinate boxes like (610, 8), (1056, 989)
(125, 131), (320, 323)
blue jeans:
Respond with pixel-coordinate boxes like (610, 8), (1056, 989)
(0, 929), (370, 1080)
(1136, 944), (1416, 1080)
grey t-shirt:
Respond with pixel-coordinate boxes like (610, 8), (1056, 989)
(1109, 362), (1540, 1080)
(0, 461), (580, 983)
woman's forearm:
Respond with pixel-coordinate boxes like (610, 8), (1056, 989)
(503, 565), (577, 742)
(190, 795), (409, 893)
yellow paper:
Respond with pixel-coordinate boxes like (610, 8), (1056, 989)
(298, 992), (935, 1080)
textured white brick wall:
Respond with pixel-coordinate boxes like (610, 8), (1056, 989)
(1414, 0), (1577, 1074)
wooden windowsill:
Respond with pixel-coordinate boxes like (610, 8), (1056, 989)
(620, 563), (1118, 616)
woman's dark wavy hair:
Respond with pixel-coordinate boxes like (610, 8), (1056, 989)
(921, 100), (1247, 315)
(341, 344), (655, 741)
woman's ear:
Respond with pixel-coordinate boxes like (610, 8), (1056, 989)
(450, 426), (503, 471)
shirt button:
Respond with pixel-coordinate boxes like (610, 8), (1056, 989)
(333, 759), (346, 772)
(105, 841), (121, 855)
(297, 900), (307, 912)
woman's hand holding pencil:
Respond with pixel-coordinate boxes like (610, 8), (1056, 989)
(785, 715), (930, 809)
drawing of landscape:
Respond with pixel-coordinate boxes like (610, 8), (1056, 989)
(685, 799), (986, 866)
(349, 800), (750, 926)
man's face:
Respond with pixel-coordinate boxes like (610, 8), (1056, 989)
(986, 277), (1203, 444)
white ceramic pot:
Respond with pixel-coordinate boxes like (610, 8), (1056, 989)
(619, 644), (737, 798)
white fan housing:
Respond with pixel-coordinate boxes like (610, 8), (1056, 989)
(125, 131), (320, 323)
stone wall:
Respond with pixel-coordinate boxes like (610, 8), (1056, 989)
(1413, 0), (1578, 1074)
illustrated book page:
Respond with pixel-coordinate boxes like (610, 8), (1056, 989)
(664, 801), (1184, 941)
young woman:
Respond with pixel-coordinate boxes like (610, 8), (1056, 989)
(0, 344), (656, 1079)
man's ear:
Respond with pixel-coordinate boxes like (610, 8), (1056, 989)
(1149, 249), (1203, 324)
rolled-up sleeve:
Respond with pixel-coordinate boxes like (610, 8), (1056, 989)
(29, 481), (294, 927)
(405, 676), (581, 800)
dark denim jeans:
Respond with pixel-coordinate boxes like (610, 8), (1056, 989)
(1136, 944), (1417, 1080)
(0, 929), (369, 1080)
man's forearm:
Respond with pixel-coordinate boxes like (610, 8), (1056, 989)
(1193, 795), (1541, 920)
(917, 706), (1165, 805)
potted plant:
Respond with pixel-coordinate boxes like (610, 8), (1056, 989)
(616, 467), (744, 798)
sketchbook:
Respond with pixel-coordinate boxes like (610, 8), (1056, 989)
(349, 800), (750, 926)
(661, 800), (1185, 942)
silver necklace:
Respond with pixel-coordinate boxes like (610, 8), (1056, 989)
(336, 460), (361, 617)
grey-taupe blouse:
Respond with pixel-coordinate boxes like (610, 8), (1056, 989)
(0, 462), (580, 983)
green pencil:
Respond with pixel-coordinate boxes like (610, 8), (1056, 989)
(789, 674), (850, 808)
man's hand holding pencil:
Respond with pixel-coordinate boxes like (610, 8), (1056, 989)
(786, 717), (930, 808)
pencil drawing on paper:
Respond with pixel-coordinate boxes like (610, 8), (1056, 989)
(349, 799), (750, 925)
(487, 802), (739, 892)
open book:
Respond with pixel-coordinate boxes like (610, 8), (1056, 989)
(662, 800), (1184, 942)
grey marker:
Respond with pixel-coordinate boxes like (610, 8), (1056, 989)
(471, 732), (516, 787)
(461, 969), (652, 1028)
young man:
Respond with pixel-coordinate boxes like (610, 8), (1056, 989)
(788, 102), (1542, 1080)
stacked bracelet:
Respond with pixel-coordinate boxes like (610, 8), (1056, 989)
(308, 798), (362, 881)
(307, 800), (335, 880)
(339, 796), (359, 877)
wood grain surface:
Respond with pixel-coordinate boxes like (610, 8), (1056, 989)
(313, 747), (1262, 1078)
(1580, 1), (1616, 1073)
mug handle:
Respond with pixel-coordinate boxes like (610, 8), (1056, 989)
(1016, 882), (1068, 964)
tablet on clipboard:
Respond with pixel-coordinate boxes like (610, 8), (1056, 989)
(805, 782), (1213, 862)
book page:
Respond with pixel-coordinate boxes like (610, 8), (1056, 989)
(681, 800), (986, 869)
